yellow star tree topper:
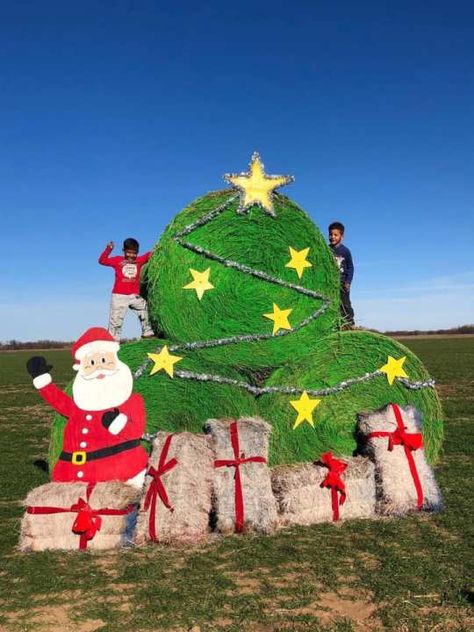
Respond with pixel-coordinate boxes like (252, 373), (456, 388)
(290, 391), (321, 429)
(148, 346), (183, 378)
(263, 303), (293, 335)
(224, 152), (294, 217)
(183, 267), (214, 300)
(285, 246), (312, 279)
(379, 355), (408, 385)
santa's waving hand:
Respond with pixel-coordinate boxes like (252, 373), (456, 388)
(27, 327), (148, 489)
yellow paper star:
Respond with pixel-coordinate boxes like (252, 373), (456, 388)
(379, 355), (408, 385)
(290, 391), (321, 429)
(285, 246), (312, 279)
(224, 152), (294, 217)
(183, 268), (214, 300)
(148, 346), (183, 378)
(263, 303), (293, 335)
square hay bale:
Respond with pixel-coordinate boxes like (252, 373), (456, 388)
(271, 455), (376, 526)
(20, 481), (139, 551)
(135, 431), (214, 544)
(357, 403), (443, 515)
(205, 417), (278, 534)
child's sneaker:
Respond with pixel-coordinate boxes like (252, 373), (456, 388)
(141, 332), (155, 339)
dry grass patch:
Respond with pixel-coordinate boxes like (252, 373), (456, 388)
(280, 586), (380, 630)
(355, 552), (381, 571)
(227, 574), (262, 595)
(3, 603), (103, 632)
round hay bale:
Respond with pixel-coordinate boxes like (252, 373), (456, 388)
(47, 338), (258, 473)
(258, 330), (443, 466)
(145, 189), (340, 370)
(119, 339), (258, 436)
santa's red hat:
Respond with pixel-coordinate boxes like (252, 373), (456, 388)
(72, 327), (120, 361)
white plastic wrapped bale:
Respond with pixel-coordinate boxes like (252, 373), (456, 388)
(357, 403), (443, 515)
(205, 417), (278, 534)
(271, 454), (376, 526)
(135, 431), (214, 544)
(20, 481), (139, 551)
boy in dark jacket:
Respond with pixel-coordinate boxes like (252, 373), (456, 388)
(328, 222), (355, 328)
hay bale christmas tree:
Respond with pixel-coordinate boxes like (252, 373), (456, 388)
(48, 153), (443, 474)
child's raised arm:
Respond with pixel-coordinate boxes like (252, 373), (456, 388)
(99, 242), (115, 265)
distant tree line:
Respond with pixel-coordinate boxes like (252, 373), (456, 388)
(1, 325), (473, 350)
(384, 324), (474, 336)
(0, 340), (73, 350)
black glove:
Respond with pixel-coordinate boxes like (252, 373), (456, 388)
(102, 408), (120, 430)
(27, 356), (53, 379)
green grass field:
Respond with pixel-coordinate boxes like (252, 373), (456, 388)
(0, 338), (472, 631)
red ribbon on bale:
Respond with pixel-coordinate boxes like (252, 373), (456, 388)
(319, 452), (348, 522)
(143, 433), (178, 542)
(26, 483), (135, 549)
(368, 403), (424, 509)
(214, 421), (267, 533)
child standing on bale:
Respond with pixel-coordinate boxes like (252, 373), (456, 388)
(329, 221), (355, 328)
(99, 237), (154, 341)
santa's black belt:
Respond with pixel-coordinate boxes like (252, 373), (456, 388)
(60, 439), (141, 466)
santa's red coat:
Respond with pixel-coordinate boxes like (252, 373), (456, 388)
(38, 382), (148, 483)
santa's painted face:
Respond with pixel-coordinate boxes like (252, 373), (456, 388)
(72, 350), (133, 411)
(80, 351), (118, 380)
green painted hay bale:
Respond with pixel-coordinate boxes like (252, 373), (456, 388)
(146, 190), (340, 370)
(47, 338), (259, 472)
(258, 331), (443, 466)
(119, 339), (258, 436)
(48, 384), (72, 472)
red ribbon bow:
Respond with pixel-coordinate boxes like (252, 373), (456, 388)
(70, 496), (102, 546)
(386, 425), (424, 453)
(143, 433), (178, 542)
(214, 421), (267, 533)
(319, 452), (348, 522)
(26, 482), (135, 549)
(368, 403), (424, 509)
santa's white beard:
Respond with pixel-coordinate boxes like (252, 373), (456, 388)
(72, 360), (133, 411)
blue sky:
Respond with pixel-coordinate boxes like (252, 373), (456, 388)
(1, 1), (473, 341)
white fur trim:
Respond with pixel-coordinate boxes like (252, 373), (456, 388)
(75, 340), (120, 360)
(33, 374), (52, 389)
(126, 469), (146, 490)
(108, 413), (128, 435)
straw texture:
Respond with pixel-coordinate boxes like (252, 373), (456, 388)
(357, 404), (443, 515)
(135, 431), (214, 544)
(205, 417), (278, 534)
(20, 482), (139, 551)
(271, 456), (376, 526)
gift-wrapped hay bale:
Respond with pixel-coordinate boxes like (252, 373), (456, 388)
(135, 431), (214, 544)
(205, 417), (278, 534)
(20, 481), (139, 551)
(272, 453), (376, 526)
(357, 403), (443, 515)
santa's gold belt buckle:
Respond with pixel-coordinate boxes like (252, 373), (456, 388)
(72, 451), (87, 465)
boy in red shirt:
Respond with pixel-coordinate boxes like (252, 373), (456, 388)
(99, 237), (154, 340)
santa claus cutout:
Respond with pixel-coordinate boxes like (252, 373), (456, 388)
(27, 327), (148, 488)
